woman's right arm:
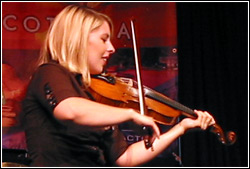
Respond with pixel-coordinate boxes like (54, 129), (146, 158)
(54, 97), (160, 136)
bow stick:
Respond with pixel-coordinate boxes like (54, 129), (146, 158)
(131, 19), (154, 150)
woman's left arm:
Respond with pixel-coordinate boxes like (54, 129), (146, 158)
(116, 110), (215, 167)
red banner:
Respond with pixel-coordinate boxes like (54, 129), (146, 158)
(2, 2), (177, 49)
(2, 2), (65, 49)
(2, 2), (179, 165)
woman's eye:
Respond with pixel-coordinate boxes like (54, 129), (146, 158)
(102, 38), (108, 42)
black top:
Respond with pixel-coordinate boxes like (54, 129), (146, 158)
(21, 62), (128, 167)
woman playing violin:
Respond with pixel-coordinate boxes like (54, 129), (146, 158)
(21, 5), (215, 167)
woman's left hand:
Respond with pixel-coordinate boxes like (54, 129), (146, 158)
(179, 110), (216, 131)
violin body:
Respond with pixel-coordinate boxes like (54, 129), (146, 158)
(89, 73), (237, 145)
(90, 73), (183, 125)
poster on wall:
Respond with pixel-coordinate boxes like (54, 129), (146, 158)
(2, 2), (179, 166)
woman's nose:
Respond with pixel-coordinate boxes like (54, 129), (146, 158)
(107, 42), (115, 54)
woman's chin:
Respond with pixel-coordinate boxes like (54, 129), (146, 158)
(90, 69), (103, 75)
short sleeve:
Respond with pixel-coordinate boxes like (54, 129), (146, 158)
(29, 63), (83, 114)
(102, 126), (128, 166)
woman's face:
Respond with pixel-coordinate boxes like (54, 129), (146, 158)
(87, 21), (115, 74)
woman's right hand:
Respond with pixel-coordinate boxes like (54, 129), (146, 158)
(130, 109), (160, 140)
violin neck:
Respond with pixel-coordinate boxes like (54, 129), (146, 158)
(144, 87), (197, 118)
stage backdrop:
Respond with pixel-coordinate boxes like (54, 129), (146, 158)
(2, 2), (179, 166)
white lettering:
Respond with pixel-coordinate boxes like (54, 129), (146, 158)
(135, 135), (142, 142)
(117, 22), (131, 39)
(23, 16), (40, 33)
(3, 15), (55, 33)
(126, 134), (143, 142)
(46, 16), (54, 25)
(3, 15), (17, 31)
(127, 135), (134, 142)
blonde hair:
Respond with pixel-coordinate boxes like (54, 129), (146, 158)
(39, 5), (113, 86)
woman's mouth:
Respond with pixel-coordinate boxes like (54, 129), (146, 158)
(102, 56), (108, 62)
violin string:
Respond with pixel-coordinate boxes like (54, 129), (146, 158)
(144, 87), (196, 117)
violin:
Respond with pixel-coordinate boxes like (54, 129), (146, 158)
(89, 73), (236, 146)
(90, 19), (236, 147)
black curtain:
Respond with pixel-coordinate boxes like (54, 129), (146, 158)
(176, 2), (248, 167)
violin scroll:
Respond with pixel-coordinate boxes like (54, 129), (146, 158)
(209, 124), (237, 145)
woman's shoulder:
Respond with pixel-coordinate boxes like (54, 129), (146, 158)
(28, 62), (72, 84)
(36, 61), (69, 75)
(39, 61), (65, 70)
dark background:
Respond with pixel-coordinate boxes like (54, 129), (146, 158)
(177, 2), (248, 166)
